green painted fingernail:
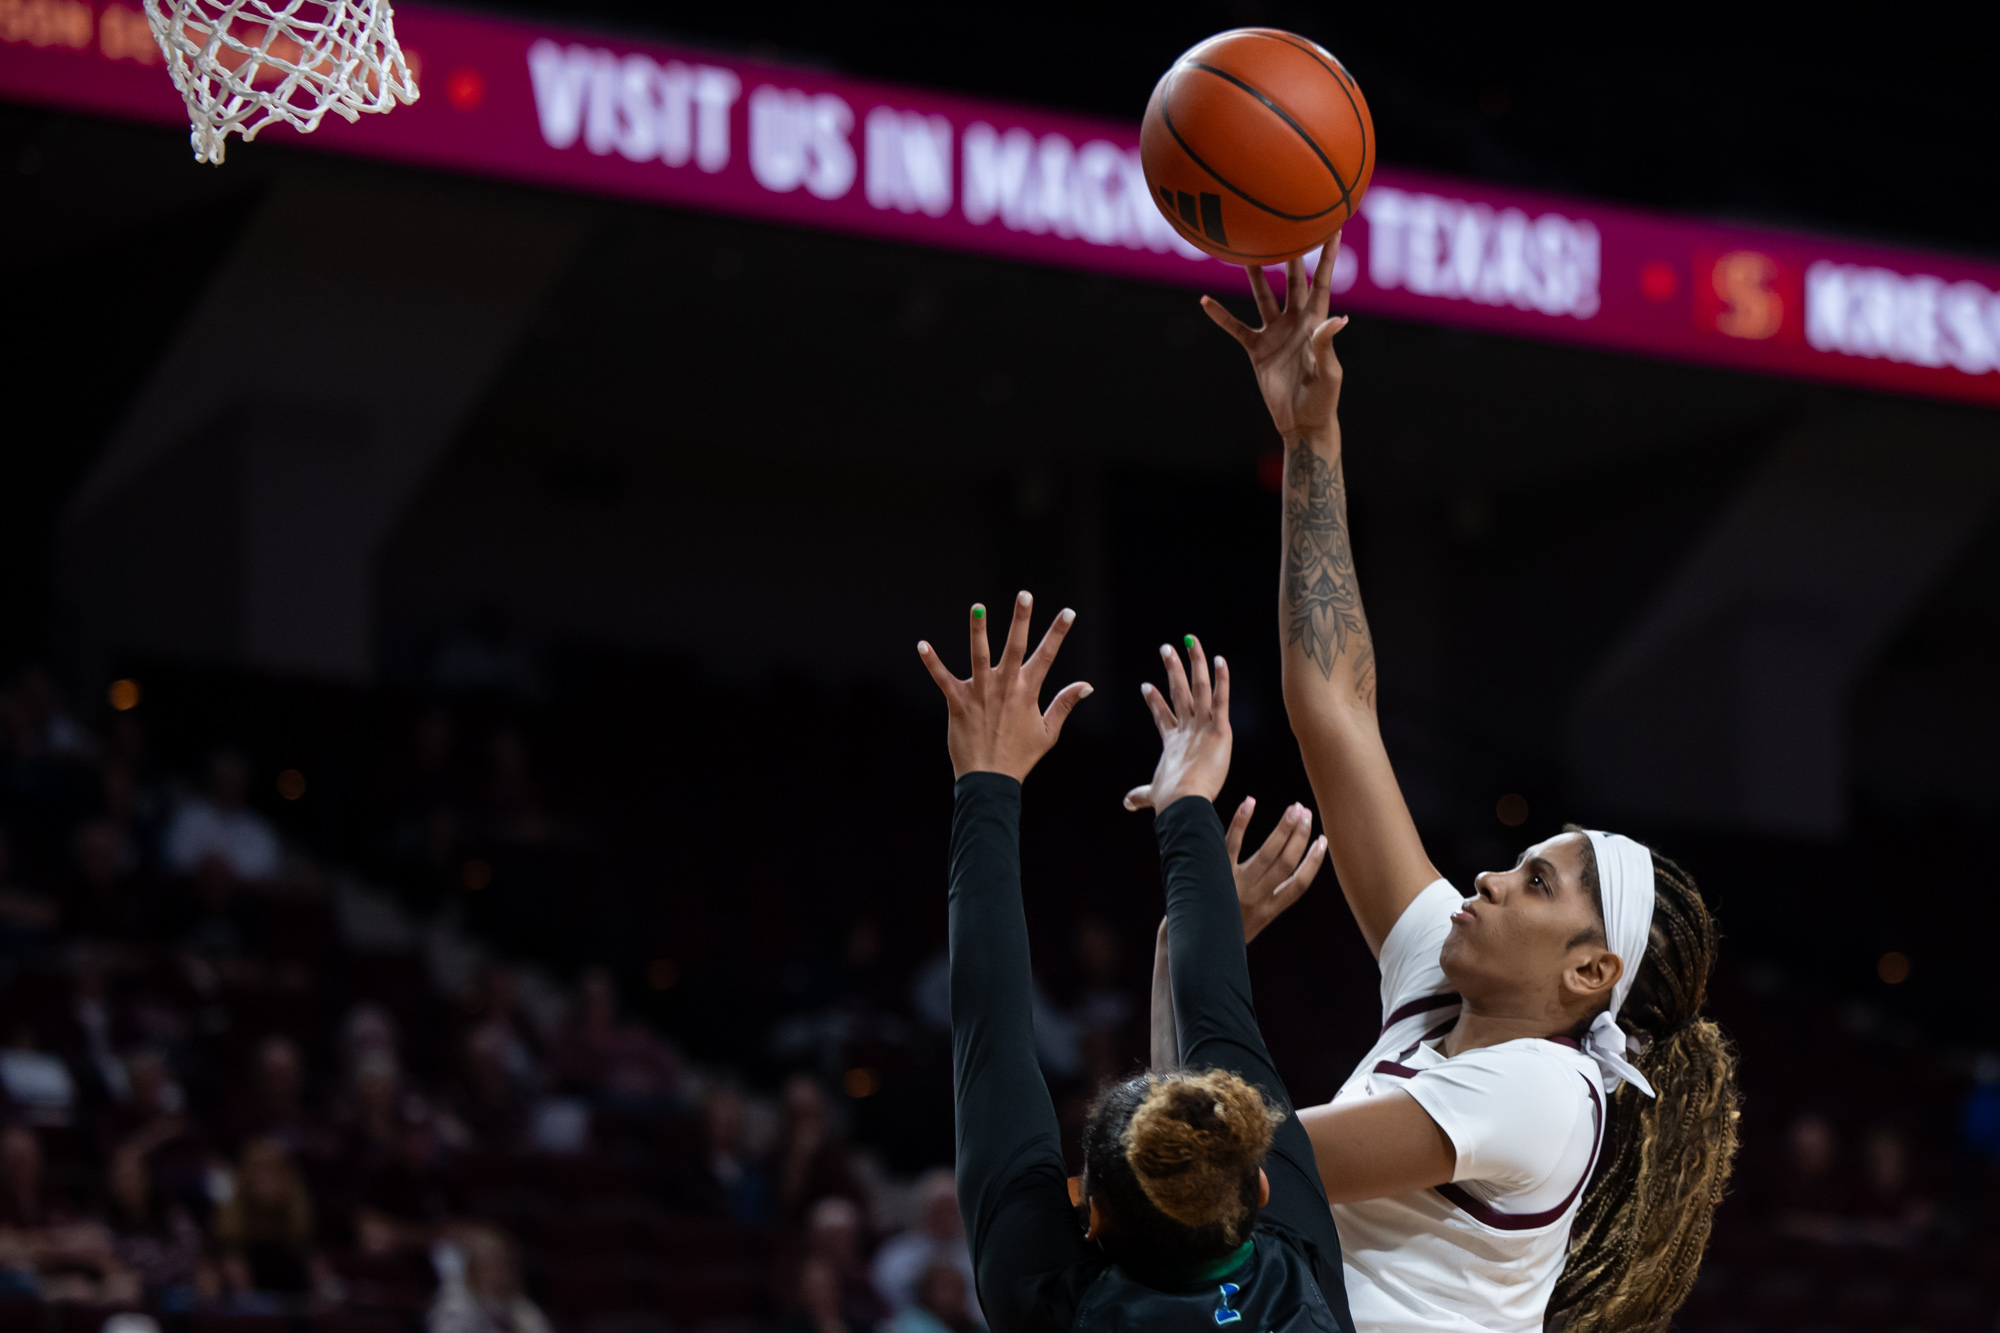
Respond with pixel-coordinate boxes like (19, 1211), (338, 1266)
(973, 606), (985, 619)
(1183, 634), (1195, 649)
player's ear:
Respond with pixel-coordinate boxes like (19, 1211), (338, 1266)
(1565, 945), (1624, 1002)
(1258, 1168), (1270, 1208)
(1086, 1194), (1110, 1242)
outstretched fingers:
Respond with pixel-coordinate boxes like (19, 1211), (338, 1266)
(915, 640), (964, 705)
(1285, 254), (1308, 312)
(1041, 680), (1092, 741)
(999, 591), (1034, 673)
(1225, 796), (1256, 862)
(1159, 642), (1195, 719)
(967, 602), (991, 681)
(1272, 835), (1329, 913)
(1311, 313), (1350, 365)
(1246, 803), (1306, 876)
(1201, 295), (1257, 348)
(1245, 263), (1279, 323)
(1024, 606), (1076, 689)
(1213, 653), (1231, 721)
(1137, 680), (1177, 736)
(1183, 634), (1212, 714)
(1308, 230), (1341, 312)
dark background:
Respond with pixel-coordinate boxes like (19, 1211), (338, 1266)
(5, 0), (2000, 1133)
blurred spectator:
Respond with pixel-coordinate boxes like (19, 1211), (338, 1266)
(1071, 917), (1136, 1090)
(97, 1049), (193, 1167)
(681, 1082), (770, 1224)
(428, 1228), (549, 1333)
(341, 1004), (401, 1083)
(0, 1124), (62, 1228)
(105, 1139), (205, 1302)
(772, 919), (912, 1087)
(228, 1036), (334, 1161)
(386, 708), (463, 886)
(355, 1098), (463, 1253)
(340, 1051), (403, 1173)
(164, 750), (279, 884)
(886, 1261), (984, 1333)
(804, 1200), (884, 1320)
(175, 857), (253, 962)
(479, 730), (550, 845)
(550, 968), (681, 1108)
(451, 1025), (527, 1149)
(1852, 1126), (1933, 1247)
(1963, 1052), (2000, 1160)
(66, 817), (143, 938)
(783, 1254), (866, 1333)
(1772, 1111), (1847, 1245)
(0, 1030), (76, 1128)
(460, 964), (543, 1093)
(0, 829), (58, 969)
(776, 1076), (863, 1224)
(2, 668), (93, 761)
(45, 948), (131, 1105)
(100, 754), (158, 848)
(213, 1137), (323, 1300)
(872, 1169), (974, 1320)
(0, 1123), (132, 1298)
(803, 1196), (886, 1327)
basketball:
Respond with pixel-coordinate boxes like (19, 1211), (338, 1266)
(1141, 29), (1375, 263)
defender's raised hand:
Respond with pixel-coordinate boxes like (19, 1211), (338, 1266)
(1224, 797), (1328, 944)
(918, 592), (1091, 782)
(1124, 634), (1232, 813)
(1201, 232), (1349, 442)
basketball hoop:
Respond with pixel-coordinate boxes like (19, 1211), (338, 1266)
(142, 0), (418, 164)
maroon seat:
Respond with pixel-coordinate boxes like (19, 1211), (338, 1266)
(330, 1252), (429, 1286)
(1828, 1272), (1902, 1330)
(55, 1304), (147, 1333)
(190, 1312), (292, 1333)
(541, 1157), (631, 1199)
(1744, 1268), (1818, 1328)
(539, 1265), (640, 1317)
(653, 1273), (762, 1321)
(649, 1217), (770, 1266)
(1919, 1281), (1991, 1333)
(311, 1311), (419, 1333)
(538, 1215), (636, 1257)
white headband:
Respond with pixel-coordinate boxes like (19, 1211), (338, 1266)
(1580, 830), (1657, 1098)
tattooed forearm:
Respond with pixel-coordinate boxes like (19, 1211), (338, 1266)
(1283, 440), (1375, 703)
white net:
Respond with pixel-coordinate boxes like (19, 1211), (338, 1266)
(142, 0), (418, 164)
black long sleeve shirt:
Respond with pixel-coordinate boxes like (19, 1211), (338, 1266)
(948, 772), (1353, 1333)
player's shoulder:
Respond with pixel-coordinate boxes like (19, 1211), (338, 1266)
(1453, 1035), (1596, 1078)
(1434, 1038), (1600, 1119)
(1380, 878), (1461, 956)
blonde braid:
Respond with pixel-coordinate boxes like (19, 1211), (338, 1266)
(1548, 850), (1742, 1333)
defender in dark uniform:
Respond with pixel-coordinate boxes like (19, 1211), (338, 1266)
(916, 593), (1354, 1333)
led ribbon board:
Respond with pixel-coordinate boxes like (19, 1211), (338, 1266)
(7, 1), (2000, 406)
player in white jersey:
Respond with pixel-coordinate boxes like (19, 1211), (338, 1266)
(1194, 235), (1743, 1333)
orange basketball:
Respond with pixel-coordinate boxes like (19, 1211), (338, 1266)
(1141, 29), (1375, 264)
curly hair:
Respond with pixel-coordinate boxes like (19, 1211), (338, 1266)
(1080, 1068), (1283, 1268)
(1549, 836), (1742, 1333)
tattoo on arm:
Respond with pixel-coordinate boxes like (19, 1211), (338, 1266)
(1283, 440), (1376, 704)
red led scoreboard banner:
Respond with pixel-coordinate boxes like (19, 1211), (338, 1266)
(8, 0), (2000, 408)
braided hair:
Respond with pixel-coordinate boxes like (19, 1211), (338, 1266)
(1080, 1068), (1283, 1270)
(1548, 832), (1742, 1333)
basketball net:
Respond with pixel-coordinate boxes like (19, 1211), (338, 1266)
(142, 0), (418, 164)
